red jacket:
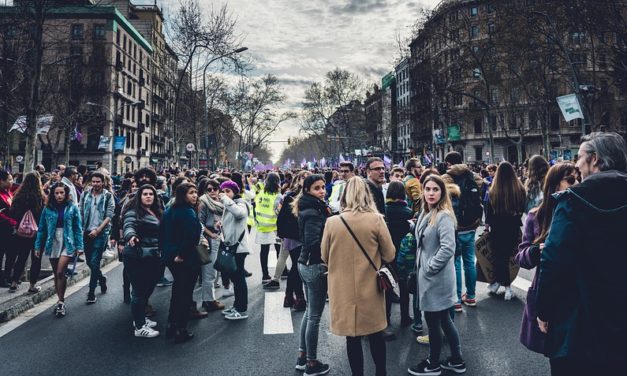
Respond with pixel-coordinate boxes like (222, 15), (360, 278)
(0, 189), (17, 235)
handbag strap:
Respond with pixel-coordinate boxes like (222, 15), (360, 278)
(339, 215), (378, 273)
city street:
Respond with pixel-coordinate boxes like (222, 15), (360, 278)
(0, 245), (549, 376)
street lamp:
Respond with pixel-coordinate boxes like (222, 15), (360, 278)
(202, 46), (248, 168)
(87, 100), (142, 174)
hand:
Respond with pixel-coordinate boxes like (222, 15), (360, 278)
(215, 221), (222, 230)
(218, 193), (226, 200)
(128, 236), (139, 247)
(174, 255), (184, 263)
(539, 243), (545, 251)
(76, 249), (84, 256)
(484, 224), (490, 232)
(35, 250), (41, 258)
(110, 239), (117, 248)
(537, 318), (549, 333)
(88, 229), (99, 239)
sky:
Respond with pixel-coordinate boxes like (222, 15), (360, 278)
(161, 0), (441, 162)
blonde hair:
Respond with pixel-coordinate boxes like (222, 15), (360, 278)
(340, 176), (379, 214)
(421, 175), (457, 227)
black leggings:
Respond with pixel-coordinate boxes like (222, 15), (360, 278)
(424, 309), (462, 364)
(259, 243), (280, 278)
(286, 247), (304, 299)
(346, 332), (386, 376)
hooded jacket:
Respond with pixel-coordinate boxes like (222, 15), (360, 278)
(536, 170), (627, 368)
(442, 164), (485, 231)
(297, 193), (331, 265)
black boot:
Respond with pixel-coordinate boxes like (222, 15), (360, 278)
(99, 276), (108, 294)
(174, 328), (194, 344)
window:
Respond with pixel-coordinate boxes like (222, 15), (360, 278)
(550, 112), (560, 130)
(571, 31), (586, 45)
(599, 53), (607, 69)
(526, 0), (536, 5)
(529, 111), (538, 128)
(490, 115), (497, 131)
(470, 25), (479, 39)
(470, 6), (478, 17)
(70, 46), (83, 58)
(488, 22), (495, 34)
(571, 53), (587, 65)
(474, 146), (483, 161)
(453, 94), (463, 107)
(116, 30), (120, 44)
(93, 24), (105, 39)
(474, 118), (482, 134)
(487, 4), (495, 13)
(490, 88), (499, 103)
(71, 24), (84, 39)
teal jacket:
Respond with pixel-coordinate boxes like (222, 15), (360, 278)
(34, 203), (84, 256)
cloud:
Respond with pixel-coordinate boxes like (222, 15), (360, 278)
(157, 0), (440, 161)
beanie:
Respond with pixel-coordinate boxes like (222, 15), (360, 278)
(219, 180), (240, 194)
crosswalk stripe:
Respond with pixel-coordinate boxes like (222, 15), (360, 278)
(263, 292), (294, 335)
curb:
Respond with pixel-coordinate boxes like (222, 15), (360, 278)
(0, 255), (118, 323)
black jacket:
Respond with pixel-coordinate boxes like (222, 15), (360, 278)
(385, 200), (413, 253)
(277, 192), (299, 240)
(160, 205), (202, 267)
(366, 179), (385, 216)
(297, 193), (331, 265)
(536, 170), (627, 368)
(122, 209), (161, 259)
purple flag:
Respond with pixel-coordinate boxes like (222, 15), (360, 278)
(383, 155), (392, 168)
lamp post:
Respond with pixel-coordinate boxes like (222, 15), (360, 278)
(87, 99), (141, 174)
(202, 47), (248, 169)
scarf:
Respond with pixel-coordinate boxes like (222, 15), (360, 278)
(200, 194), (224, 216)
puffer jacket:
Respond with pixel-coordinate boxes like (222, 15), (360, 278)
(122, 208), (160, 259)
(297, 193), (331, 265)
(34, 202), (84, 256)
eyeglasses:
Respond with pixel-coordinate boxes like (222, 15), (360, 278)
(562, 175), (577, 185)
(369, 167), (385, 171)
(207, 187), (218, 192)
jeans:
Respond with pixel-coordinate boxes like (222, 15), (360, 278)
(200, 238), (220, 302)
(346, 332), (387, 376)
(286, 247), (304, 299)
(230, 253), (248, 312)
(454, 231), (477, 301)
(167, 261), (200, 329)
(298, 263), (327, 361)
(84, 232), (108, 291)
(125, 257), (161, 328)
(424, 309), (462, 364)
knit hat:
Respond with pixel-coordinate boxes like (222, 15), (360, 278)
(219, 180), (240, 194)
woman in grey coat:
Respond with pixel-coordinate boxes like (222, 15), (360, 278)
(409, 175), (465, 376)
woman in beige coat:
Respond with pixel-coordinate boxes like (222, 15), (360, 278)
(321, 176), (395, 376)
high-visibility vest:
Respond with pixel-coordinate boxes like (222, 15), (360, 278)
(254, 191), (279, 233)
(328, 181), (345, 213)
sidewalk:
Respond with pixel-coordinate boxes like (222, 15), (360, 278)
(0, 254), (118, 323)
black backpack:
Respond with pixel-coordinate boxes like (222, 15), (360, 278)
(452, 171), (483, 227)
(277, 192), (300, 240)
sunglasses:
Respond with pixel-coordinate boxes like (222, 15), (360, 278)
(207, 187), (219, 192)
(562, 175), (577, 185)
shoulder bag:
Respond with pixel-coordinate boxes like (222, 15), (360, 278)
(214, 230), (246, 275)
(339, 215), (399, 297)
(197, 232), (211, 265)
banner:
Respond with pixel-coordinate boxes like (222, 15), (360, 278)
(9, 115), (54, 135)
(447, 124), (461, 141)
(113, 136), (126, 152)
(98, 136), (110, 150)
(556, 94), (584, 122)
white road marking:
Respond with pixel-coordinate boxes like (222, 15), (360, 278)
(0, 260), (121, 338)
(263, 292), (293, 335)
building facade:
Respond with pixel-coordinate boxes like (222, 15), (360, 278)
(395, 58), (412, 159)
(408, 0), (627, 165)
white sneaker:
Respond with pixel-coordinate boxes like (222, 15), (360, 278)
(488, 282), (501, 294)
(222, 287), (234, 298)
(224, 310), (248, 320)
(103, 249), (115, 259)
(134, 324), (159, 338)
(221, 306), (236, 316)
(132, 318), (157, 328)
(504, 287), (513, 301)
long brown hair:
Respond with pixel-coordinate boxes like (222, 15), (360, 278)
(123, 184), (163, 220)
(12, 171), (45, 216)
(489, 161), (526, 216)
(534, 162), (577, 244)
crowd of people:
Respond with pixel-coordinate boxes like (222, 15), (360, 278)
(0, 131), (625, 375)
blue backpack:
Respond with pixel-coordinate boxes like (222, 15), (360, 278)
(396, 233), (417, 280)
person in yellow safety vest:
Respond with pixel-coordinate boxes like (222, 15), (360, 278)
(328, 161), (356, 213)
(244, 174), (259, 229)
(254, 172), (282, 282)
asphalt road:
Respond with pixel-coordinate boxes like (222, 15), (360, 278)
(0, 247), (549, 376)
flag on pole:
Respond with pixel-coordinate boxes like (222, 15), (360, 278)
(339, 153), (345, 162)
(556, 94), (584, 122)
(383, 155), (392, 168)
(301, 158), (307, 168)
(399, 159), (404, 168)
(320, 157), (326, 167)
(9, 114), (54, 134)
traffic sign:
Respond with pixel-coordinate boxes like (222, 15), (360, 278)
(124, 156), (132, 164)
(186, 143), (195, 152)
(15, 155), (24, 163)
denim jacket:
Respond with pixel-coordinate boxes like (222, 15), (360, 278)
(34, 203), (84, 256)
(80, 188), (115, 235)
